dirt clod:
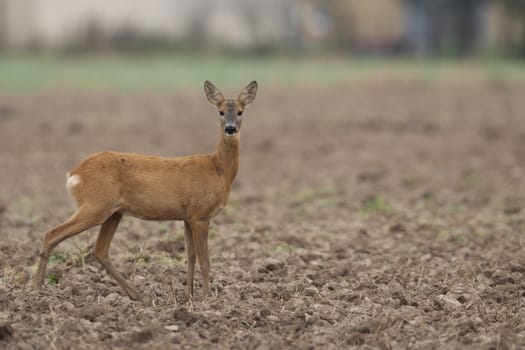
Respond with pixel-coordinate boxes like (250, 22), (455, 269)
(173, 307), (200, 326)
(435, 294), (462, 309)
(81, 304), (106, 321)
(258, 258), (284, 272)
(0, 323), (13, 341)
(491, 269), (515, 285)
(303, 286), (318, 296)
(164, 325), (179, 332)
(389, 223), (406, 233)
(129, 328), (155, 343)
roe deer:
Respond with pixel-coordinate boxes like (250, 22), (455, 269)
(32, 80), (258, 300)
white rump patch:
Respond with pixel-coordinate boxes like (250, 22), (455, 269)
(65, 173), (81, 192)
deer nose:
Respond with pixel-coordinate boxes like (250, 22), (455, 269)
(225, 125), (237, 135)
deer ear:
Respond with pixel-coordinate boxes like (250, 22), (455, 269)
(204, 80), (225, 105)
(238, 81), (258, 105)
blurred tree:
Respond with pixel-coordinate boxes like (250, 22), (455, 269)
(0, 0), (6, 50)
(498, 0), (525, 55)
(452, 0), (485, 55)
(405, 0), (487, 56)
(325, 0), (355, 52)
(324, 0), (405, 54)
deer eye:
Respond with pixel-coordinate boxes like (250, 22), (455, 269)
(237, 111), (243, 116)
(219, 111), (224, 116)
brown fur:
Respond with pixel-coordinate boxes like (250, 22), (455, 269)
(32, 81), (257, 300)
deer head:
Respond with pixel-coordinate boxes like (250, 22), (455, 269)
(204, 80), (258, 136)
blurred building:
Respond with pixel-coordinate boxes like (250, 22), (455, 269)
(0, 0), (523, 55)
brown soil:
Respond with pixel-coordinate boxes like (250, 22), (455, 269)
(1, 82), (525, 349)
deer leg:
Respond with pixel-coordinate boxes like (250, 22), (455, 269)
(184, 221), (196, 298)
(33, 206), (105, 289)
(189, 220), (210, 298)
(93, 212), (139, 300)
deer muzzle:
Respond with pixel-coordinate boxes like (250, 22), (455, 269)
(224, 125), (237, 135)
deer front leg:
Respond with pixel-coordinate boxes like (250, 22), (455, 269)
(189, 220), (210, 299)
(183, 221), (196, 298)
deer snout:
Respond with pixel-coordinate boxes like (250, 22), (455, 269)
(224, 125), (237, 135)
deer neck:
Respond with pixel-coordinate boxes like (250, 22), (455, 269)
(215, 130), (240, 185)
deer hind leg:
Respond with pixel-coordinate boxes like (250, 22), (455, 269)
(33, 205), (108, 289)
(189, 220), (210, 299)
(184, 221), (196, 298)
(92, 212), (139, 300)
